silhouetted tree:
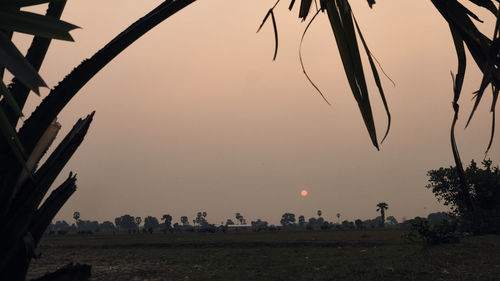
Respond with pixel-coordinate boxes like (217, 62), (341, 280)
(386, 216), (398, 226)
(99, 221), (115, 232)
(144, 216), (160, 231)
(427, 159), (500, 233)
(376, 202), (389, 227)
(342, 220), (355, 229)
(307, 217), (318, 230)
(427, 212), (449, 224)
(194, 211), (208, 226)
(317, 210), (322, 217)
(225, 219), (235, 226)
(336, 213), (341, 224)
(251, 219), (268, 231)
(363, 216), (383, 228)
(161, 214), (172, 231)
(52, 221), (71, 234)
(114, 218), (121, 231)
(280, 213), (296, 227)
(115, 215), (137, 232)
(135, 217), (142, 229)
(235, 213), (246, 225)
(76, 220), (99, 233)
(73, 211), (80, 225)
(180, 216), (189, 226)
(319, 217), (329, 230)
(354, 219), (363, 229)
(194, 212), (202, 226)
(298, 215), (306, 227)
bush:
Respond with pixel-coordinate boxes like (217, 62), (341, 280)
(405, 217), (461, 245)
(427, 159), (500, 234)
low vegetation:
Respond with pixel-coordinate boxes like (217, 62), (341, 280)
(27, 229), (500, 281)
(427, 159), (500, 234)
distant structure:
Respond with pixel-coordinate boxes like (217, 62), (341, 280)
(227, 224), (251, 231)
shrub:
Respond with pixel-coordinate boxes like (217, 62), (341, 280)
(427, 160), (500, 234)
(406, 216), (461, 246)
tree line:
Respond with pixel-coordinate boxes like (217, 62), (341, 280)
(52, 158), (500, 237)
(46, 203), (450, 235)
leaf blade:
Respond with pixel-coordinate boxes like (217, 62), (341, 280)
(0, 106), (27, 167)
(353, 16), (391, 143)
(0, 10), (78, 41)
(0, 32), (46, 94)
(325, 0), (379, 149)
(0, 81), (23, 117)
(299, 0), (313, 20)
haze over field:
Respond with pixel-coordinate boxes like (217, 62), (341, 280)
(14, 0), (497, 224)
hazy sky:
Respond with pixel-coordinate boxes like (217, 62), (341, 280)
(14, 0), (498, 225)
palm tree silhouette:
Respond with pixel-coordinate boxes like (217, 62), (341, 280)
(376, 202), (389, 227)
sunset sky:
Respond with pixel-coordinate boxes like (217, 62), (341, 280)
(15, 0), (498, 225)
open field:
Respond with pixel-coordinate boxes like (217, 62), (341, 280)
(27, 229), (500, 281)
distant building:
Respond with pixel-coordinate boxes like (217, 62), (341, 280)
(227, 225), (251, 231)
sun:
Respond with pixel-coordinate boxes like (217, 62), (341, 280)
(300, 189), (308, 197)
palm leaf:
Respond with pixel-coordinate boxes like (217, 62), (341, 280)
(324, 0), (379, 149)
(448, 25), (467, 180)
(0, 32), (46, 95)
(432, 0), (490, 71)
(257, 2), (279, 61)
(432, 0), (500, 152)
(0, 0), (56, 7)
(299, 9), (330, 104)
(353, 16), (391, 143)
(17, 0), (196, 165)
(0, 107), (26, 167)
(29, 173), (77, 245)
(0, 0), (67, 128)
(487, 87), (498, 154)
(0, 81), (23, 117)
(299, 0), (312, 20)
(466, 38), (499, 127)
(467, 0), (498, 15)
(10, 113), (92, 217)
(449, 42), (467, 193)
(0, 9), (78, 41)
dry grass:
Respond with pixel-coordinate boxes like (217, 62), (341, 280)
(27, 229), (500, 281)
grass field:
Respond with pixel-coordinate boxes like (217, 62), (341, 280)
(27, 229), (500, 281)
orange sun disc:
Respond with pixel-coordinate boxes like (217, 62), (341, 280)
(300, 190), (308, 197)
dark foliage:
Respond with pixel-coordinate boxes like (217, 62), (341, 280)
(405, 216), (461, 246)
(427, 159), (500, 233)
(0, 1), (197, 279)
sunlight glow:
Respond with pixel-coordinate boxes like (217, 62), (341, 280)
(300, 189), (308, 197)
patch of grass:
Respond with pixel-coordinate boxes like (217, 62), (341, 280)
(27, 230), (500, 281)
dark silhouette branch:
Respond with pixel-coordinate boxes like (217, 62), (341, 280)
(0, 0), (67, 128)
(4, 0), (195, 192)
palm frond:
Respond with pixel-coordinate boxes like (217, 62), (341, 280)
(263, 0), (393, 149)
(324, 0), (380, 149)
(17, 0), (196, 173)
(257, 1), (280, 60)
(0, 0), (67, 128)
(0, 9), (78, 41)
(0, 32), (46, 95)
(0, 0), (57, 8)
